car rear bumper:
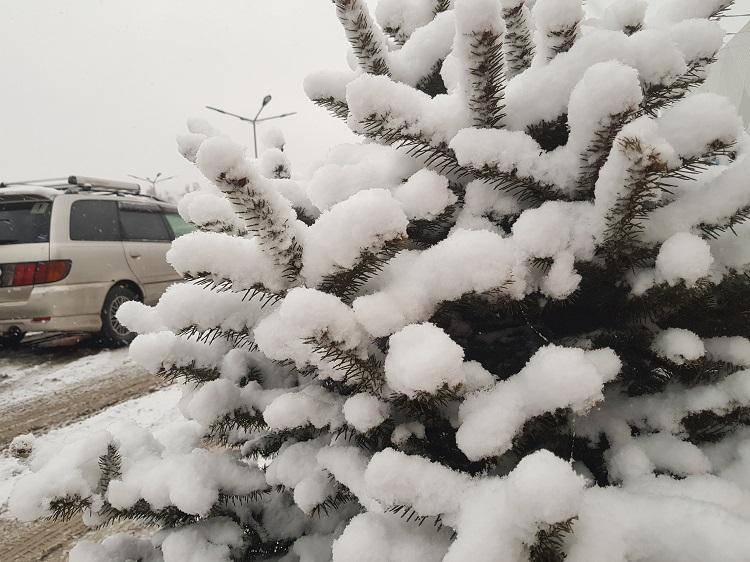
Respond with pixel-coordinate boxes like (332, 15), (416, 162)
(0, 314), (102, 335)
(0, 282), (110, 334)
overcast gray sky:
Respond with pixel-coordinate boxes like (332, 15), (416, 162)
(0, 0), (365, 188)
(0, 0), (747, 192)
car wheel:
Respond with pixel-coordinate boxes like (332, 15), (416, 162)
(0, 326), (25, 349)
(98, 285), (139, 347)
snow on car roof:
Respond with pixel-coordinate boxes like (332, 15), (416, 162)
(0, 186), (63, 199)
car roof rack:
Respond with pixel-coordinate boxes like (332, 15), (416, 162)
(0, 175), (141, 193)
(0, 175), (162, 199)
(68, 175), (142, 193)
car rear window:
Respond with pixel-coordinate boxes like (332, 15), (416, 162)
(0, 200), (52, 245)
(164, 212), (195, 238)
(119, 203), (171, 242)
(70, 200), (121, 241)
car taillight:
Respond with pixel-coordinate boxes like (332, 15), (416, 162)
(0, 260), (71, 287)
(34, 260), (71, 284)
(12, 263), (36, 286)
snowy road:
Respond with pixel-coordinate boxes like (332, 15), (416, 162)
(0, 342), (164, 447)
(0, 340), (178, 560)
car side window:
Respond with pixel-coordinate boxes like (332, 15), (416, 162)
(164, 212), (195, 238)
(70, 200), (121, 241)
(119, 203), (171, 242)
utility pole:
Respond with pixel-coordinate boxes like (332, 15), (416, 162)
(206, 95), (297, 158)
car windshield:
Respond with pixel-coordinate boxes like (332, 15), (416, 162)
(0, 200), (52, 244)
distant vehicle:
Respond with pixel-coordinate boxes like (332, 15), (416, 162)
(0, 176), (194, 347)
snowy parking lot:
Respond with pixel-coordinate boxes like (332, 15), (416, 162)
(0, 339), (175, 560)
(0, 339), (163, 447)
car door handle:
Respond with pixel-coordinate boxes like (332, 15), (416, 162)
(130, 254), (141, 259)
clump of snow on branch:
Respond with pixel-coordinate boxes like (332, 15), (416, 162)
(254, 288), (366, 380)
(457, 345), (621, 460)
(302, 189), (408, 286)
(655, 232), (714, 287)
(652, 328), (706, 364)
(353, 229), (520, 336)
(385, 323), (466, 397)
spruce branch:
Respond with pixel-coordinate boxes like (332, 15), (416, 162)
(303, 333), (385, 393)
(635, 281), (709, 327)
(206, 409), (268, 445)
(192, 218), (247, 237)
(238, 537), (295, 561)
(528, 518), (576, 562)
(237, 366), (265, 387)
(434, 0), (451, 15)
(387, 504), (450, 534)
(309, 478), (358, 518)
(527, 114), (571, 152)
(186, 274), (235, 293)
(547, 24), (579, 57)
(317, 238), (407, 303)
(382, 24), (408, 46)
(320, 376), (360, 397)
(510, 409), (578, 461)
(100, 492), (268, 530)
(683, 406), (750, 444)
(274, 165), (290, 180)
(241, 284), (286, 307)
(244, 427), (325, 460)
(186, 275), (285, 308)
(178, 324), (257, 351)
(631, 273), (750, 340)
(416, 60), (448, 97)
(651, 355), (737, 388)
(699, 204), (750, 240)
(100, 499), (201, 528)
(503, 3), (534, 78)
(599, 139), (735, 269)
(462, 28), (507, 128)
(577, 108), (638, 196)
(47, 495), (92, 522)
(710, 1), (736, 20)
(334, 421), (395, 452)
(360, 113), (470, 178)
(389, 384), (463, 422)
(641, 58), (717, 116)
(360, 113), (555, 202)
(219, 490), (271, 505)
(334, 0), (390, 76)
(407, 200), (459, 248)
(97, 443), (122, 497)
(293, 206), (317, 226)
(431, 286), (517, 323)
(623, 22), (643, 36)
(160, 361), (221, 385)
(482, 166), (566, 204)
(218, 173), (303, 281)
(311, 96), (350, 121)
(622, 272), (750, 337)
(468, 162), (563, 204)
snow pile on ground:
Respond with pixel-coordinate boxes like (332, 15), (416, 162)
(0, 386), (183, 518)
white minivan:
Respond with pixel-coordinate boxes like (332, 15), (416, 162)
(0, 176), (192, 346)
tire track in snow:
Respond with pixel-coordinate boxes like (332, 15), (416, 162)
(0, 366), (164, 448)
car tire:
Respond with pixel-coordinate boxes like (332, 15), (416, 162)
(0, 327), (25, 349)
(98, 284), (139, 347)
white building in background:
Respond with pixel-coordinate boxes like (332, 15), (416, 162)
(703, 20), (750, 130)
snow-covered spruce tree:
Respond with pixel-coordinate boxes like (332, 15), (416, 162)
(9, 0), (750, 560)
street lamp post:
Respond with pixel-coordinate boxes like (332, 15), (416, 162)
(206, 95), (297, 158)
(127, 172), (176, 197)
